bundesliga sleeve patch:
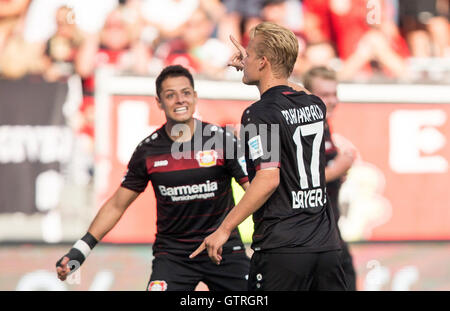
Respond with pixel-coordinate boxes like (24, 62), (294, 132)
(248, 135), (263, 160)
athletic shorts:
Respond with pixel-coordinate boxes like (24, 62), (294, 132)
(341, 241), (357, 291)
(248, 250), (348, 291)
(147, 251), (250, 291)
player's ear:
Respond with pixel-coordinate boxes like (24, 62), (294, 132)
(259, 56), (268, 72)
(156, 96), (164, 110)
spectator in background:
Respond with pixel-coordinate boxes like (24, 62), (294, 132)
(0, 0), (29, 51)
(43, 6), (82, 81)
(0, 33), (44, 80)
(303, 0), (410, 81)
(0, 0), (44, 80)
(293, 41), (338, 78)
(75, 4), (149, 79)
(398, 0), (450, 58)
(260, 0), (303, 34)
(157, 8), (233, 79)
(140, 0), (201, 41)
(217, 0), (264, 50)
(75, 4), (151, 139)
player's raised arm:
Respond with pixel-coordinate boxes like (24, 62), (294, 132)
(56, 187), (139, 281)
(325, 148), (355, 182)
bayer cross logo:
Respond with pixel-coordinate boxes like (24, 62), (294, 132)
(196, 150), (218, 167)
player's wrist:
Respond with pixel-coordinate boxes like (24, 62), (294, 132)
(56, 232), (98, 272)
(219, 221), (235, 236)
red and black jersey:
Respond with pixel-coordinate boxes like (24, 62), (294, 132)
(121, 119), (248, 256)
(241, 85), (341, 253)
(324, 120), (342, 224)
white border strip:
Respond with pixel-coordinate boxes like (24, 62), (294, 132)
(337, 83), (450, 104)
(97, 70), (450, 103)
(101, 74), (260, 100)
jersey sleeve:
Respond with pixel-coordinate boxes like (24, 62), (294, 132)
(241, 106), (281, 171)
(223, 128), (249, 185)
(121, 143), (149, 193)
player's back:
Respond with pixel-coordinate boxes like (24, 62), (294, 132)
(241, 85), (341, 253)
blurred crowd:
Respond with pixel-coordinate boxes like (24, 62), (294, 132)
(1, 0), (449, 84)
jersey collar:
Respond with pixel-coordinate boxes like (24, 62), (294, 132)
(261, 85), (295, 100)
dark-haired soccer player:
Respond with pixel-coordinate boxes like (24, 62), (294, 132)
(56, 65), (250, 291)
(191, 23), (347, 291)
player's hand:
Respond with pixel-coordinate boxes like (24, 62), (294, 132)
(338, 148), (356, 182)
(341, 148), (356, 166)
(56, 256), (71, 281)
(227, 35), (246, 71)
(189, 227), (231, 265)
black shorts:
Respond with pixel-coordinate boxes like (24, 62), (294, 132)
(147, 251), (250, 291)
(248, 250), (348, 291)
(341, 241), (357, 291)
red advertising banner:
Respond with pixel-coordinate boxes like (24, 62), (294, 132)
(331, 103), (450, 241)
(96, 88), (450, 243)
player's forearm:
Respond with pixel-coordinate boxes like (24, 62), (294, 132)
(325, 165), (346, 182)
(87, 187), (139, 241)
(87, 201), (125, 241)
(57, 187), (139, 277)
(220, 170), (279, 233)
(325, 154), (354, 182)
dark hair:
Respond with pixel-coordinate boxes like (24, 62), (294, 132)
(155, 65), (195, 98)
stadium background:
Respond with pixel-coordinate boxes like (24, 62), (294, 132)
(1, 0), (449, 291)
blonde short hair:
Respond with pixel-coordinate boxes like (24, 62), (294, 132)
(249, 22), (299, 78)
(302, 66), (337, 91)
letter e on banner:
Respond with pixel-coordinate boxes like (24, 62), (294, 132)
(389, 110), (448, 173)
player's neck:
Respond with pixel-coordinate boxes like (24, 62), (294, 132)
(257, 74), (289, 97)
(164, 118), (196, 142)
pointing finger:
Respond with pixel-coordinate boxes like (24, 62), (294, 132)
(189, 241), (206, 259)
(229, 35), (245, 55)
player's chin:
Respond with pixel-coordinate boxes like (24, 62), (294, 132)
(170, 113), (193, 124)
(242, 77), (258, 85)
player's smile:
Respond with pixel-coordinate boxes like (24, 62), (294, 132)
(174, 106), (189, 114)
(157, 76), (197, 124)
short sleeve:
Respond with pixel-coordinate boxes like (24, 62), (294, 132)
(121, 144), (150, 193)
(223, 128), (249, 185)
(241, 106), (281, 171)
